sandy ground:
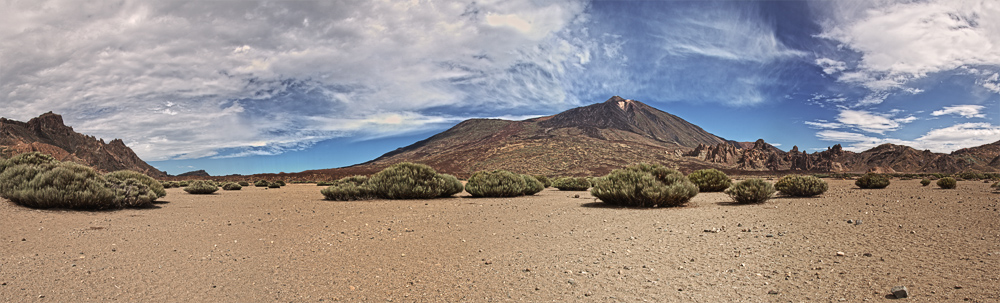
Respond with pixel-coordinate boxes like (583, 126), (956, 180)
(2, 180), (999, 302)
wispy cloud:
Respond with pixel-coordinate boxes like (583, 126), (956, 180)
(834, 109), (915, 134)
(815, 0), (1000, 104)
(931, 105), (986, 118)
(0, 0), (590, 161)
(817, 123), (1000, 153)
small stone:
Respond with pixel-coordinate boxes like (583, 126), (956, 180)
(766, 234), (774, 238)
(836, 251), (845, 256)
(768, 290), (780, 295)
(855, 220), (862, 225)
(863, 253), (873, 257)
(847, 220), (853, 224)
(954, 285), (963, 289)
(21, 238), (26, 242)
(891, 285), (909, 298)
(567, 279), (576, 285)
(573, 194), (580, 198)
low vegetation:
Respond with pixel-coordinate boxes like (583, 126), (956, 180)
(322, 163), (464, 201)
(222, 182), (242, 190)
(855, 173), (890, 189)
(238, 181), (250, 187)
(552, 177), (591, 191)
(936, 177), (957, 189)
(774, 175), (828, 197)
(591, 163), (698, 207)
(686, 169), (731, 192)
(725, 179), (775, 204)
(532, 175), (551, 188)
(184, 180), (218, 194)
(465, 170), (543, 197)
(920, 179), (931, 186)
(0, 152), (164, 210)
(254, 180), (269, 187)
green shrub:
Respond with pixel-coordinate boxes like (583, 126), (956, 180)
(254, 180), (269, 187)
(920, 179), (931, 186)
(105, 170), (166, 200)
(0, 161), (121, 209)
(275, 180), (286, 186)
(178, 181), (189, 187)
(267, 182), (281, 188)
(238, 181), (250, 187)
(687, 169), (732, 192)
(317, 181), (334, 186)
(183, 180), (218, 194)
(552, 177), (591, 191)
(338, 175), (369, 185)
(321, 182), (374, 201)
(992, 181), (1000, 189)
(365, 162), (458, 199)
(0, 152), (57, 172)
(591, 164), (699, 207)
(725, 178), (775, 204)
(437, 174), (465, 197)
(105, 178), (157, 208)
(222, 182), (242, 190)
(532, 175), (551, 188)
(936, 177), (957, 189)
(855, 173), (890, 189)
(774, 175), (828, 197)
(466, 170), (528, 197)
(522, 174), (544, 195)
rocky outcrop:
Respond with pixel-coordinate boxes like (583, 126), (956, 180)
(177, 170), (210, 177)
(0, 112), (166, 177)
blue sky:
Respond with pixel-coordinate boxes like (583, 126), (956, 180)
(2, 0), (998, 176)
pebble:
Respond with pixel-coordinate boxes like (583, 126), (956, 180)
(836, 251), (845, 256)
(567, 279), (576, 285)
(891, 285), (909, 298)
(768, 290), (780, 295)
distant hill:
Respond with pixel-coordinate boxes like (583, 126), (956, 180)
(0, 112), (167, 177)
(177, 170), (211, 177)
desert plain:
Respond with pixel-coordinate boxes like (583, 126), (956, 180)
(1, 179), (998, 302)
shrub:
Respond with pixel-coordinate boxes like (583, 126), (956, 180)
(522, 175), (544, 195)
(552, 177), (591, 191)
(0, 161), (122, 209)
(725, 179), (775, 204)
(920, 179), (931, 186)
(1, 152), (57, 170)
(687, 169), (732, 192)
(338, 175), (369, 185)
(183, 180), (218, 194)
(591, 164), (699, 207)
(321, 182), (374, 201)
(317, 181), (335, 186)
(774, 175), (828, 197)
(936, 177), (957, 189)
(466, 170), (528, 197)
(365, 162), (458, 199)
(105, 170), (167, 200)
(855, 173), (890, 189)
(105, 178), (157, 208)
(992, 181), (1000, 189)
(254, 180), (269, 187)
(437, 174), (465, 197)
(275, 180), (286, 186)
(267, 182), (281, 188)
(238, 181), (250, 186)
(178, 181), (189, 187)
(222, 182), (242, 190)
(532, 175), (551, 188)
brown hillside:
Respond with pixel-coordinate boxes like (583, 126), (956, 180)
(0, 112), (166, 177)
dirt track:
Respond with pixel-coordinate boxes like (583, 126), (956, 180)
(2, 180), (998, 302)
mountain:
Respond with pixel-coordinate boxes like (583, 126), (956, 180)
(177, 170), (211, 177)
(0, 112), (167, 177)
(282, 96), (999, 181)
(302, 96), (729, 178)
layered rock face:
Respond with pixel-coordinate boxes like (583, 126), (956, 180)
(0, 112), (166, 177)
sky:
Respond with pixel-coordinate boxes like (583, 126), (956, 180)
(2, 0), (999, 176)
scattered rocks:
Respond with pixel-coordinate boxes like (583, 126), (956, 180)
(836, 251), (845, 256)
(703, 228), (720, 233)
(767, 289), (780, 295)
(891, 285), (909, 298)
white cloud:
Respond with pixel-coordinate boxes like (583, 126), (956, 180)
(816, 58), (847, 74)
(816, 123), (1000, 153)
(931, 105), (986, 118)
(816, 0), (1000, 102)
(836, 109), (913, 134)
(804, 120), (842, 129)
(0, 0), (590, 161)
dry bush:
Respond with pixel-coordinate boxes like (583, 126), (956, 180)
(774, 175), (828, 197)
(920, 179), (931, 186)
(0, 161), (120, 209)
(365, 162), (460, 199)
(591, 163), (698, 207)
(855, 173), (890, 189)
(222, 182), (242, 190)
(687, 169), (732, 192)
(105, 170), (166, 200)
(725, 179), (775, 204)
(552, 177), (591, 191)
(532, 175), (551, 188)
(465, 170), (530, 197)
(184, 180), (218, 194)
(936, 177), (957, 189)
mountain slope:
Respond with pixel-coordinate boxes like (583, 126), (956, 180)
(0, 112), (167, 177)
(311, 97), (728, 178)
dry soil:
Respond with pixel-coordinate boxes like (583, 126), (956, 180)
(2, 180), (999, 302)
